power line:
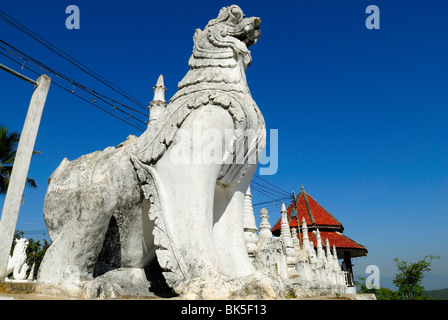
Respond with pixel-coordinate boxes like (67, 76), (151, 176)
(249, 175), (294, 211)
(0, 50), (146, 131)
(250, 184), (293, 208)
(251, 180), (290, 198)
(0, 39), (148, 119)
(252, 197), (291, 207)
(253, 175), (292, 196)
(0, 42), (148, 131)
(250, 176), (292, 202)
(0, 52), (144, 131)
(0, 9), (147, 111)
(250, 184), (278, 199)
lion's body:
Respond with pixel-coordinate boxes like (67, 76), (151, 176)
(37, 5), (267, 299)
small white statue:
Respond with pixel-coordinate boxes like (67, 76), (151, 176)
(6, 238), (30, 280)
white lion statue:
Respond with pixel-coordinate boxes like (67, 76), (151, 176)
(37, 5), (281, 299)
(6, 238), (29, 281)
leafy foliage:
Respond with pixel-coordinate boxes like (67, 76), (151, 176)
(423, 288), (448, 300)
(355, 276), (401, 300)
(356, 255), (441, 300)
(0, 125), (39, 194)
(393, 255), (440, 300)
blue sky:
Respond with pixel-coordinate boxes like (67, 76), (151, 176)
(1, 0), (447, 290)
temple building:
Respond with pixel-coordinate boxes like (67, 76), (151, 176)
(270, 186), (368, 289)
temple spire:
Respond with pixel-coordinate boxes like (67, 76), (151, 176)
(243, 186), (257, 230)
(280, 203), (294, 246)
(280, 203), (297, 276)
(148, 74), (167, 124)
(280, 203), (291, 241)
(315, 229), (324, 259)
(258, 208), (272, 238)
(333, 244), (339, 267)
(243, 185), (258, 252)
(153, 74), (167, 102)
(301, 217), (311, 251)
(326, 238), (333, 263)
(291, 227), (300, 247)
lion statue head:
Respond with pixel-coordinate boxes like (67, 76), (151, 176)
(173, 5), (261, 100)
(12, 238), (29, 259)
(206, 5), (261, 66)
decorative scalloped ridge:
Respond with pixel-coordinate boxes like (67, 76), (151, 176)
(130, 156), (187, 289)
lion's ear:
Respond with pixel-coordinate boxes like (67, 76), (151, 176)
(218, 6), (230, 17)
(207, 6), (230, 27)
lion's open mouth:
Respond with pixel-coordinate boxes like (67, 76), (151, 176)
(233, 17), (261, 47)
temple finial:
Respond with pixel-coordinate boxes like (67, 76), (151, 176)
(243, 185), (258, 252)
(301, 217), (311, 251)
(153, 74), (167, 102)
(258, 208), (272, 238)
(315, 229), (324, 259)
(280, 203), (290, 238)
(148, 74), (168, 124)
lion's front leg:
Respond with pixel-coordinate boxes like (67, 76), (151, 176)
(213, 164), (257, 278)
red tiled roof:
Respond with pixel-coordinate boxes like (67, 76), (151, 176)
(272, 187), (343, 232)
(299, 231), (367, 258)
(270, 186), (367, 258)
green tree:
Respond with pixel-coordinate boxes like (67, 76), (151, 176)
(0, 125), (39, 195)
(393, 255), (440, 300)
(355, 276), (401, 300)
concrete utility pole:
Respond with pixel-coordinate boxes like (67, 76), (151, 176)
(0, 74), (51, 280)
